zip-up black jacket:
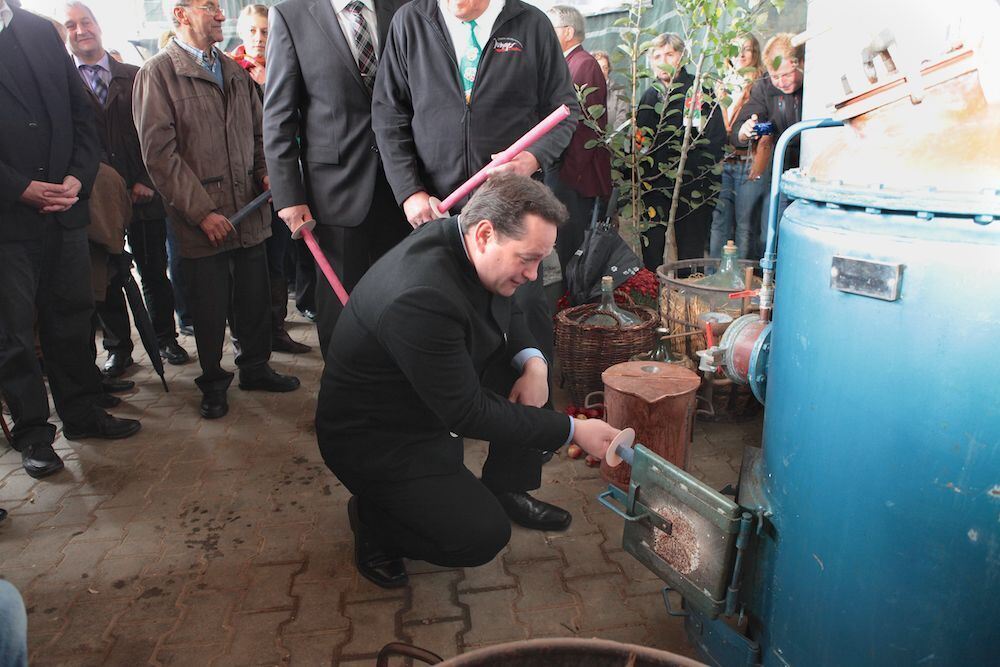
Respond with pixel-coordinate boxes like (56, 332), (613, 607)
(372, 0), (577, 208)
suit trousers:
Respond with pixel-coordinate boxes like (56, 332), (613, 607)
(0, 225), (102, 447)
(355, 465), (512, 568)
(180, 242), (272, 395)
(98, 218), (178, 353)
(545, 172), (602, 272)
(312, 171), (410, 359)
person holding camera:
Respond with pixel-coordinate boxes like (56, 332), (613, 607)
(730, 33), (804, 257)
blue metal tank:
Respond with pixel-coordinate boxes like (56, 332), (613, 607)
(744, 188), (1000, 665)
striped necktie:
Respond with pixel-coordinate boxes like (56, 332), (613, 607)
(459, 19), (482, 104)
(81, 64), (108, 105)
(344, 1), (377, 93)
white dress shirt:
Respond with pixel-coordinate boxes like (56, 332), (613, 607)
(331, 0), (379, 64)
(0, 1), (13, 35)
(438, 0), (503, 65)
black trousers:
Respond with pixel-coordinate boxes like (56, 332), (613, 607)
(165, 217), (192, 329)
(545, 172), (602, 272)
(265, 212), (292, 333)
(181, 241), (272, 395)
(0, 225), (103, 447)
(97, 218), (178, 353)
(312, 171), (410, 359)
(357, 466), (512, 568)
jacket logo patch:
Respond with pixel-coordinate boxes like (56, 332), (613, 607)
(493, 38), (523, 53)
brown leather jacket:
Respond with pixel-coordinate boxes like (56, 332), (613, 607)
(133, 40), (269, 259)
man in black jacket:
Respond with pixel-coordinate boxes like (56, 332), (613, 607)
(0, 2), (140, 479)
(372, 0), (578, 531)
(63, 1), (190, 377)
(317, 175), (619, 587)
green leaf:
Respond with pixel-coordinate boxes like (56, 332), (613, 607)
(584, 139), (600, 150)
(587, 104), (606, 120)
(771, 55), (783, 70)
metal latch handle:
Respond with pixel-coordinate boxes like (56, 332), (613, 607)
(596, 487), (647, 522)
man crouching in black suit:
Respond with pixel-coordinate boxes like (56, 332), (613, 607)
(316, 175), (620, 588)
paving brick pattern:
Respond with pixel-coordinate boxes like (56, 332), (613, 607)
(0, 313), (761, 665)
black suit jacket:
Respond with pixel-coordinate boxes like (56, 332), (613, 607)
(316, 217), (570, 486)
(83, 56), (165, 222)
(0, 8), (100, 241)
(263, 0), (406, 228)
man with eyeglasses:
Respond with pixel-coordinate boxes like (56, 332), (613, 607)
(134, 0), (301, 420)
(730, 33), (804, 257)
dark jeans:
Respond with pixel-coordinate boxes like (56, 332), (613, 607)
(97, 218), (178, 353)
(355, 466), (511, 568)
(0, 225), (102, 446)
(165, 217), (192, 328)
(181, 242), (272, 395)
(311, 171), (410, 358)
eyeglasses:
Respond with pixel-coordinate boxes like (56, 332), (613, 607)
(187, 3), (225, 15)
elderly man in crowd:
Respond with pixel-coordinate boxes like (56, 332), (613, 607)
(546, 4), (611, 270)
(264, 0), (410, 358)
(134, 0), (299, 420)
(372, 0), (579, 534)
(317, 175), (620, 588)
(63, 1), (191, 379)
(0, 0), (140, 479)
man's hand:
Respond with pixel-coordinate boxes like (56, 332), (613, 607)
(508, 357), (548, 408)
(19, 180), (79, 213)
(277, 204), (313, 234)
(199, 211), (234, 247)
(737, 113), (759, 143)
(261, 174), (270, 191)
(572, 418), (620, 461)
(486, 151), (539, 178)
(402, 191), (445, 228)
(130, 182), (155, 204)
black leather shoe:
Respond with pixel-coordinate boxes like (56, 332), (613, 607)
(239, 367), (300, 393)
(179, 324), (195, 337)
(159, 340), (190, 365)
(271, 329), (311, 354)
(495, 491), (572, 532)
(95, 392), (121, 409)
(63, 412), (142, 441)
(102, 353), (133, 378)
(348, 497), (409, 589)
(101, 378), (135, 394)
(19, 442), (65, 479)
(200, 392), (228, 419)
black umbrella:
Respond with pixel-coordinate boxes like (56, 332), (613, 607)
(229, 190), (272, 226)
(564, 187), (642, 305)
(114, 253), (169, 392)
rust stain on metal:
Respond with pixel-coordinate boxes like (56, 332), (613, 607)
(988, 485), (1000, 498)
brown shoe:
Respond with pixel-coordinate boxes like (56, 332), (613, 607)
(272, 329), (311, 354)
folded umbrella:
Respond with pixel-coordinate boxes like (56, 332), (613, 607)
(114, 253), (169, 392)
(564, 187), (641, 305)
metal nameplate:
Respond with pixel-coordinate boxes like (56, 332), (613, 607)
(830, 256), (903, 301)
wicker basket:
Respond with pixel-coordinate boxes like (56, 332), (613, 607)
(554, 302), (658, 406)
(657, 258), (761, 364)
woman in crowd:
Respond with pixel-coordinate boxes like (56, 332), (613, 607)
(709, 34), (765, 259)
(637, 33), (725, 270)
(228, 5), (311, 354)
(592, 50), (628, 131)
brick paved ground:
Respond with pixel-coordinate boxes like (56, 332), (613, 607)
(0, 311), (761, 666)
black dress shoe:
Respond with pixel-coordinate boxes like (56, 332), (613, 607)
(95, 393), (121, 409)
(19, 442), (65, 478)
(348, 497), (409, 589)
(200, 392), (228, 419)
(271, 329), (311, 354)
(159, 340), (190, 365)
(63, 412), (142, 440)
(179, 324), (195, 337)
(102, 353), (134, 378)
(495, 491), (572, 532)
(239, 367), (300, 392)
(101, 378), (135, 394)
